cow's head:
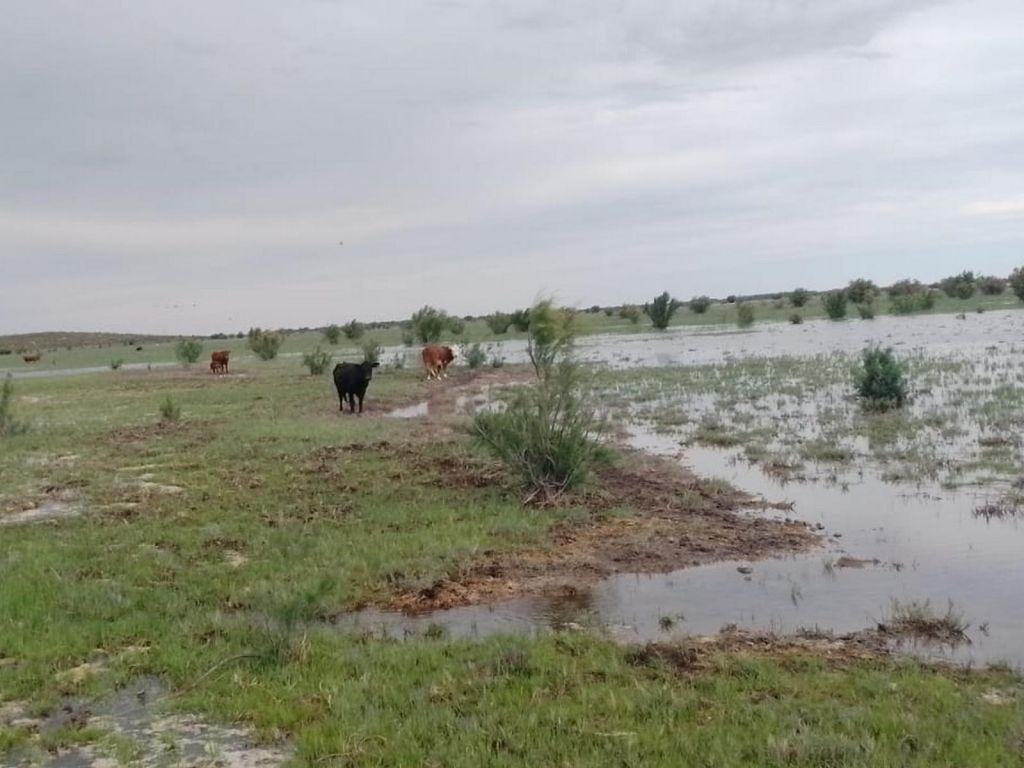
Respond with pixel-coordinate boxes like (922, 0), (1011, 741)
(447, 344), (462, 361)
(362, 361), (381, 381)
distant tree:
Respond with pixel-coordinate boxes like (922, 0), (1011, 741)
(1009, 267), (1024, 303)
(689, 295), (712, 315)
(323, 324), (341, 344)
(247, 327), (282, 360)
(644, 292), (683, 330)
(175, 339), (203, 367)
(342, 319), (365, 340)
(410, 306), (456, 344)
(822, 291), (848, 320)
(509, 309), (531, 332)
(486, 312), (512, 335)
(887, 279), (925, 298)
(737, 303), (755, 328)
(790, 288), (810, 308)
(846, 278), (878, 305)
(448, 316), (466, 336)
(939, 271), (976, 299)
(978, 275), (1006, 295)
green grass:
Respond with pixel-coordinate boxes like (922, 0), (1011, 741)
(1, 363), (1022, 764)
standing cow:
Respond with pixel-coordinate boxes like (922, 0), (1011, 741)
(333, 361), (380, 414)
(421, 345), (460, 380)
(210, 350), (230, 374)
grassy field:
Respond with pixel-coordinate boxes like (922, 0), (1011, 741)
(1, 360), (1023, 765)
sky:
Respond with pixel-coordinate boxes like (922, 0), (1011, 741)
(3, 0), (1024, 335)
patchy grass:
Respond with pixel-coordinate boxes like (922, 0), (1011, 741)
(880, 600), (971, 644)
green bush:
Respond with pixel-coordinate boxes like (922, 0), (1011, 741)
(159, 395), (181, 423)
(603, 307), (615, 317)
(854, 348), (908, 411)
(400, 326), (415, 347)
(175, 339), (203, 367)
(789, 313), (803, 325)
(939, 271), (976, 299)
(464, 343), (487, 369)
(645, 292), (682, 329)
(323, 324), (341, 344)
(448, 317), (466, 336)
(302, 346), (333, 375)
(790, 288), (810, 307)
(486, 312), (512, 334)
(489, 344), (506, 368)
(856, 302), (875, 320)
(737, 303), (755, 328)
(361, 339), (383, 364)
(526, 300), (575, 380)
(248, 328), (282, 360)
(822, 291), (848, 320)
(1009, 267), (1024, 303)
(342, 319), (364, 340)
(887, 278), (924, 298)
(0, 375), (28, 437)
(978, 276), (1005, 295)
(618, 305), (641, 324)
(846, 278), (878, 305)
(509, 309), (531, 332)
(472, 362), (610, 501)
(410, 306), (459, 343)
(689, 295), (712, 315)
(109, 358), (124, 370)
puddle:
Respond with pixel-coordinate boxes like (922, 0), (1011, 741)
(4, 678), (288, 768)
(387, 401), (430, 419)
(335, 422), (1024, 670)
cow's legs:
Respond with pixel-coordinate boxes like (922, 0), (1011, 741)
(347, 393), (356, 413)
(357, 393), (364, 413)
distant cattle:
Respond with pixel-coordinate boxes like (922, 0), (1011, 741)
(421, 345), (460, 380)
(333, 361), (380, 414)
(22, 353), (41, 363)
(210, 350), (230, 374)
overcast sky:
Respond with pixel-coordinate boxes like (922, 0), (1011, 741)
(3, 0), (1024, 334)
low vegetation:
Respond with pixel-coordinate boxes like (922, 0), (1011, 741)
(854, 347), (908, 411)
(342, 319), (365, 340)
(790, 288), (810, 307)
(645, 292), (683, 329)
(322, 324), (341, 344)
(618, 305), (642, 324)
(846, 278), (878, 305)
(109, 358), (123, 370)
(464, 342), (487, 369)
(361, 338), (383, 364)
(736, 303), (755, 328)
(158, 393), (181, 422)
(301, 346), (332, 375)
(689, 295), (712, 315)
(247, 327), (283, 360)
(174, 338), (203, 367)
(822, 290), (848, 320)
(411, 305), (460, 343)
(0, 375), (28, 437)
(1010, 266), (1024, 303)
(881, 599), (969, 643)
(485, 312), (512, 335)
(939, 270), (977, 300)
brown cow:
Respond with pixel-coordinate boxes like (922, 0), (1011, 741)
(421, 344), (460, 380)
(210, 350), (230, 374)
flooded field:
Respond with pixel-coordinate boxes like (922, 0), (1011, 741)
(341, 310), (1024, 669)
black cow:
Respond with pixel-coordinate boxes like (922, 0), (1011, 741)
(333, 361), (380, 414)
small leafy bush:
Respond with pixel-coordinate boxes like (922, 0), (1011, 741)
(736, 303), (755, 328)
(856, 302), (875, 320)
(0, 375), (28, 437)
(887, 278), (924, 298)
(789, 313), (804, 325)
(159, 395), (181, 423)
(486, 312), (512, 335)
(489, 344), (506, 368)
(109, 358), (124, 370)
(526, 300), (575, 380)
(361, 338), (383, 364)
(175, 339), (203, 367)
(846, 278), (877, 305)
(790, 288), (810, 307)
(939, 270), (976, 299)
(854, 347), (908, 411)
(302, 346), (332, 375)
(342, 319), (364, 340)
(822, 291), (847, 320)
(689, 295), (712, 315)
(509, 309), (531, 332)
(465, 343), (487, 369)
(618, 305), (641, 324)
(645, 292), (682, 329)
(1009, 267), (1024, 303)
(323, 324), (341, 344)
(978, 276), (1005, 295)
(411, 306), (458, 343)
(248, 328), (283, 360)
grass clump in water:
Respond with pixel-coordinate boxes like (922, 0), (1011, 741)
(880, 599), (969, 644)
(855, 347), (908, 411)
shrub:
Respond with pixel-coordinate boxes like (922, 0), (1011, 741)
(302, 346), (332, 375)
(0, 375), (28, 437)
(736, 303), (755, 328)
(1009, 267), (1024, 303)
(448, 317), (466, 336)
(856, 302), (875, 320)
(890, 295), (918, 315)
(618, 305), (641, 324)
(526, 300), (575, 380)
(689, 295), (712, 315)
(109, 358), (124, 370)
(486, 312), (512, 335)
(726, 295), (737, 304)
(464, 343), (487, 369)
(939, 270), (976, 299)
(0, 349), (11, 356)
(400, 326), (415, 347)
(323, 324), (341, 344)
(921, 289), (938, 310)
(645, 292), (682, 330)
(789, 313), (804, 325)
(472, 362), (609, 501)
(888, 278), (924, 298)
(411, 306), (459, 343)
(978, 276), (1005, 295)
(342, 320), (364, 340)
(822, 291), (847, 320)
(159, 395), (181, 423)
(389, 351), (406, 369)
(248, 328), (282, 360)
(361, 339), (383, 365)
(790, 288), (810, 307)
(489, 344), (506, 368)
(175, 339), (203, 367)
(509, 309), (531, 332)
(846, 278), (878, 305)
(603, 307), (615, 317)
(854, 347), (908, 410)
